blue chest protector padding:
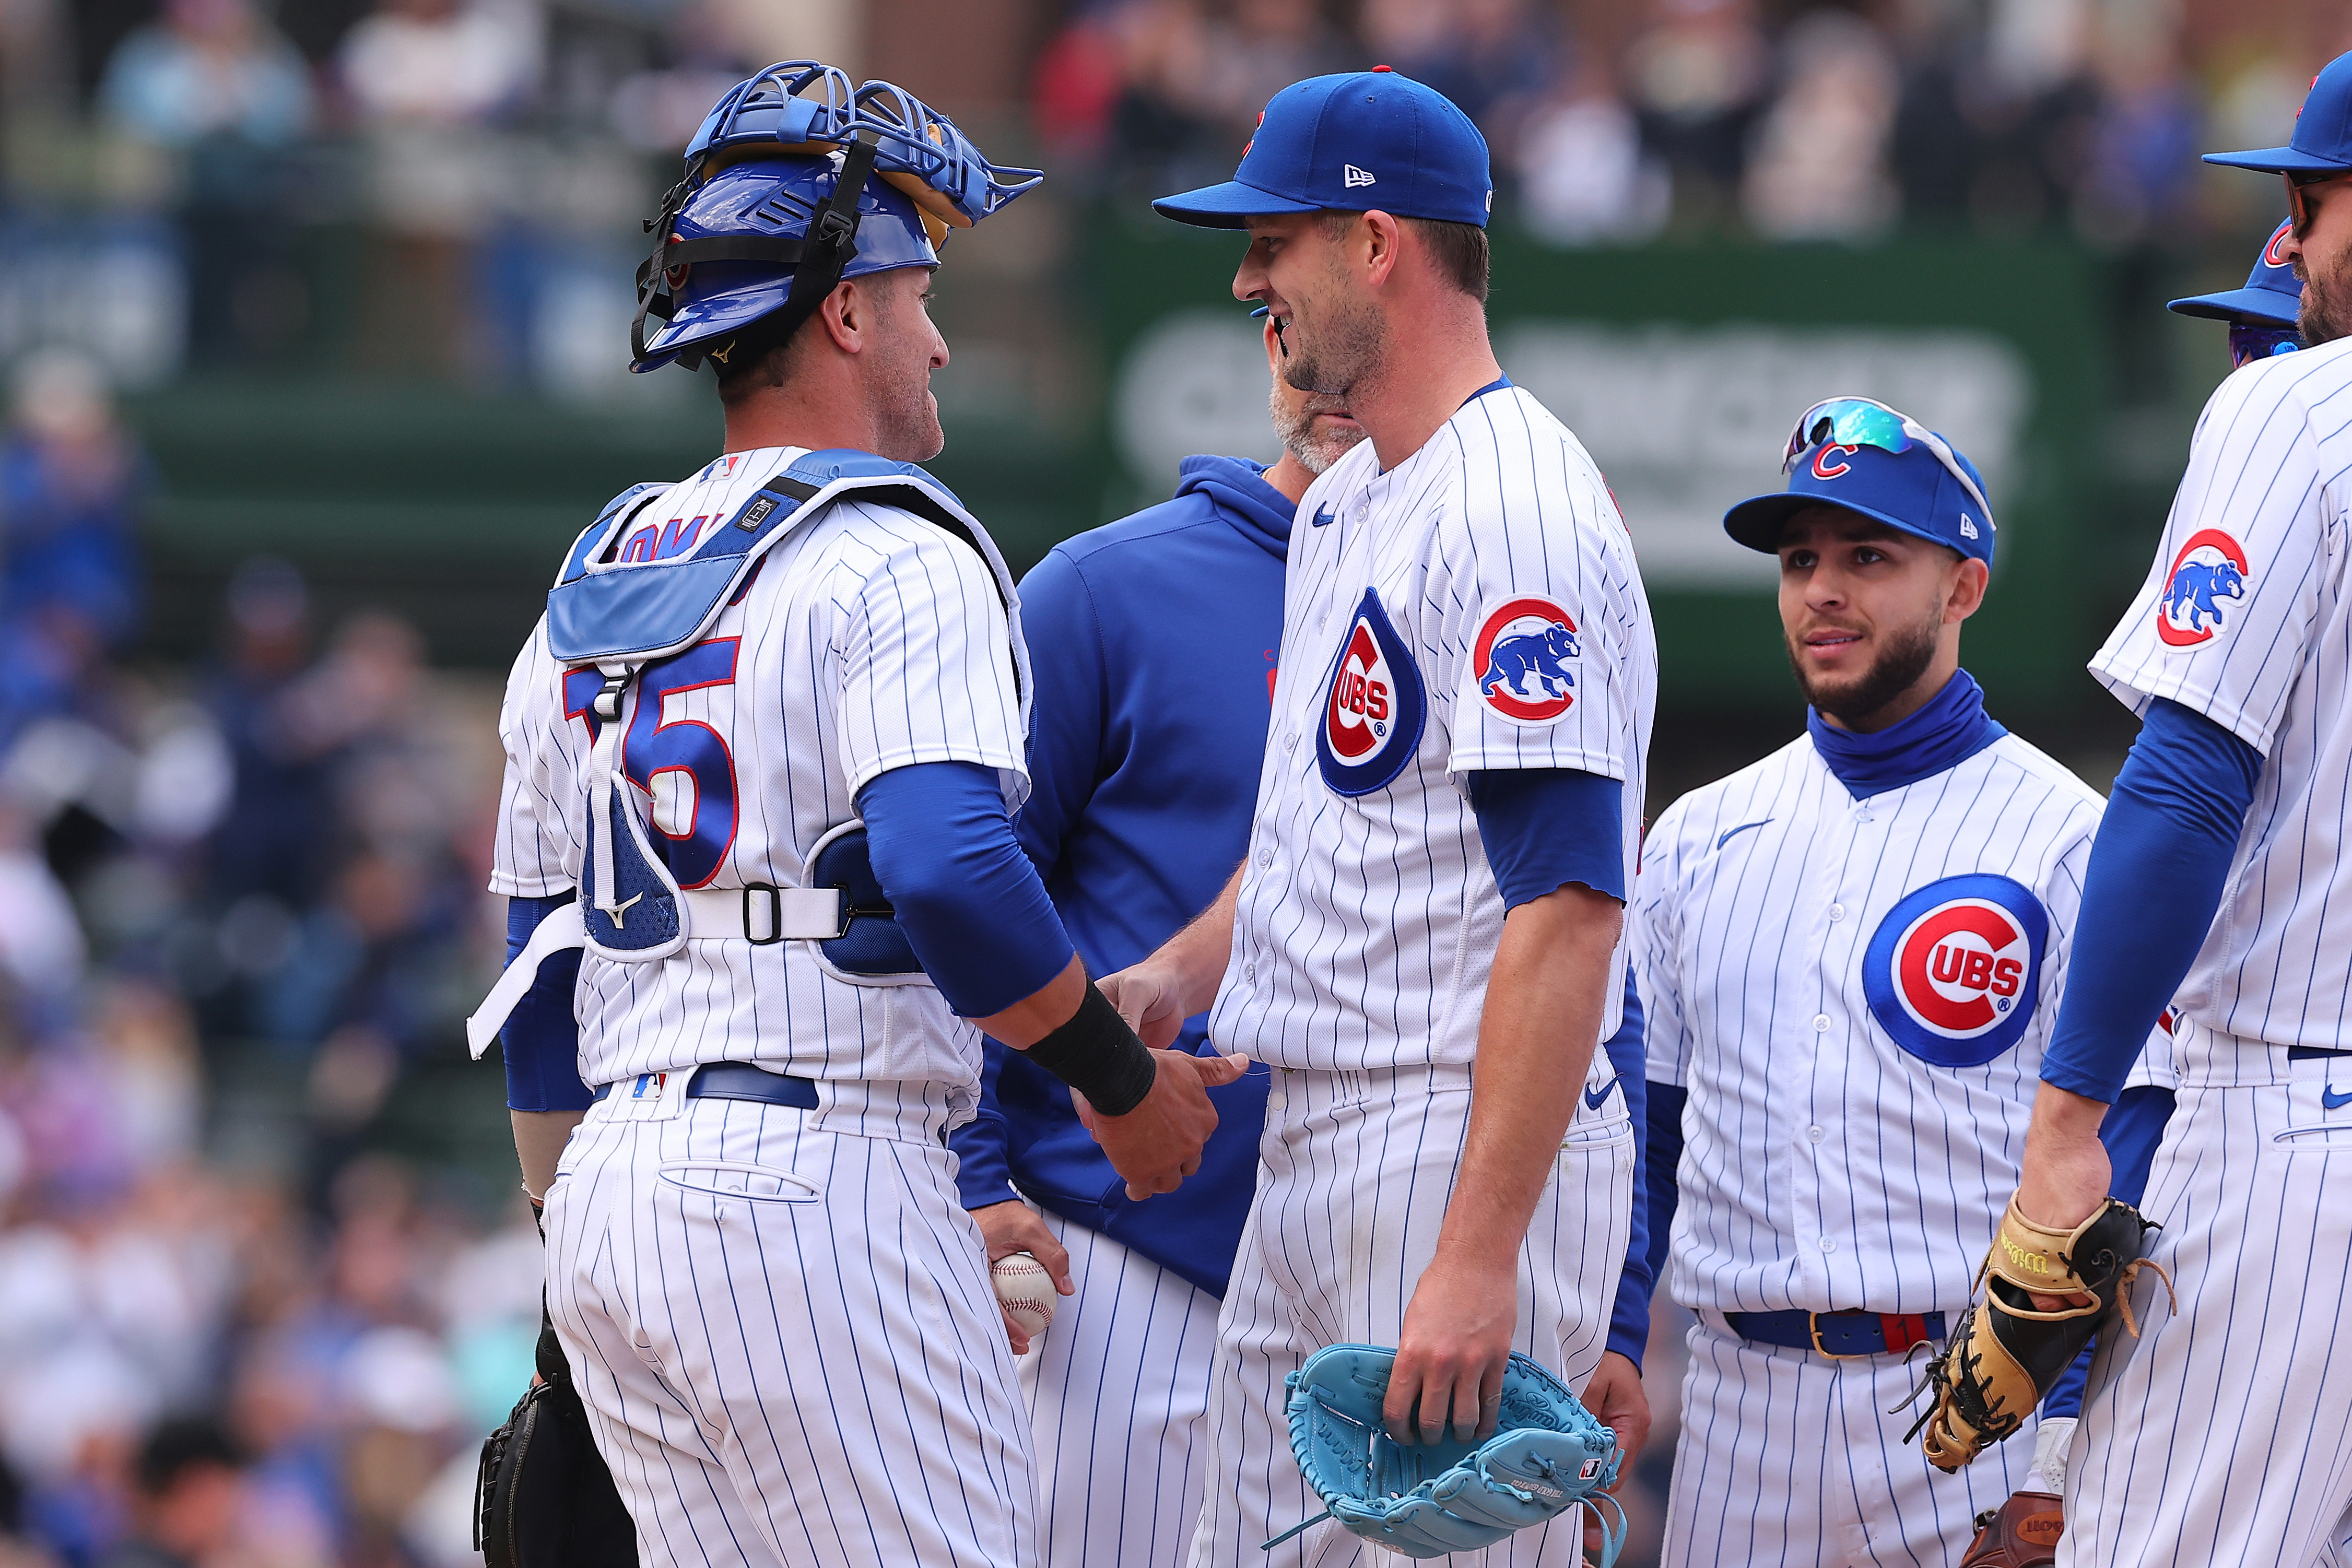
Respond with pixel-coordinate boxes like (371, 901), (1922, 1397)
(809, 827), (920, 976)
(548, 449), (1008, 972)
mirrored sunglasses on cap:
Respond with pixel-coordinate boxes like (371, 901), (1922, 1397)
(1781, 396), (1996, 526)
(2229, 322), (2303, 369)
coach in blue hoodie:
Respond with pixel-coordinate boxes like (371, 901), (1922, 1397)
(952, 317), (1663, 1568)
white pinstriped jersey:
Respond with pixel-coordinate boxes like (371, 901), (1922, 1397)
(2091, 337), (2352, 1067)
(1636, 730), (2167, 1316)
(1208, 383), (1656, 1071)
(489, 445), (1028, 1094)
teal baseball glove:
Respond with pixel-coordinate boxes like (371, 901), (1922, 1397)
(1265, 1343), (1628, 1563)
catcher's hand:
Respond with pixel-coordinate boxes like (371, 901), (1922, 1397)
(1959, 1490), (2065, 1568)
(1268, 1343), (1629, 1563)
(476, 1318), (638, 1568)
(1905, 1197), (2171, 1472)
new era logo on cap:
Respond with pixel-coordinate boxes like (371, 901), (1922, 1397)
(1344, 164), (1377, 187)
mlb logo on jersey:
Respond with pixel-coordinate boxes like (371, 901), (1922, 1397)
(1317, 587), (1427, 796)
(2156, 528), (2252, 648)
(1862, 873), (2049, 1067)
(1474, 597), (1580, 724)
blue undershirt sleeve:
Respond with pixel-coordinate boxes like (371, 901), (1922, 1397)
(500, 891), (591, 1113)
(2041, 699), (2261, 1104)
(859, 761), (1077, 1019)
(1604, 972), (1654, 1367)
(2041, 1083), (2179, 1419)
(1642, 1080), (1686, 1302)
(950, 1043), (1023, 1210)
(1465, 769), (1626, 909)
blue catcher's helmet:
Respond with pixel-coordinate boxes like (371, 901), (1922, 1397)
(631, 61), (1042, 373)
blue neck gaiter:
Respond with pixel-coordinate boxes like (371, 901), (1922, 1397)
(1807, 668), (2007, 799)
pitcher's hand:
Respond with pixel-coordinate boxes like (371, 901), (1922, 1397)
(1384, 1253), (1516, 1444)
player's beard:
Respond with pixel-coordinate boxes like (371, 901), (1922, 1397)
(1787, 608), (1942, 730)
(1281, 284), (1387, 401)
(1268, 385), (1360, 475)
(2301, 250), (2352, 346)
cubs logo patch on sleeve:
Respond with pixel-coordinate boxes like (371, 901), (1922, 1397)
(1474, 597), (1580, 724)
(1318, 587), (1426, 797)
(1862, 874), (2050, 1067)
(2155, 528), (2251, 648)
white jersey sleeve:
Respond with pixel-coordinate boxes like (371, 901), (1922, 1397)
(488, 617), (585, 899)
(831, 501), (1029, 804)
(2091, 353), (2344, 753)
(1440, 393), (1645, 783)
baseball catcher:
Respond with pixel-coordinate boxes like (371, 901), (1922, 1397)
(1267, 1343), (1627, 1562)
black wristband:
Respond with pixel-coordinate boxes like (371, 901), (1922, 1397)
(1019, 984), (1158, 1117)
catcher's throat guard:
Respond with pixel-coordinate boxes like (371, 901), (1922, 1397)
(1269, 1343), (1628, 1563)
(1904, 1196), (2172, 1472)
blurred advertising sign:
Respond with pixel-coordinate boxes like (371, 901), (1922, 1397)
(1114, 312), (2029, 589)
(1091, 228), (2102, 703)
(0, 219), (185, 390)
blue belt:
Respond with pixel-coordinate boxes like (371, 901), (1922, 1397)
(591, 1064), (820, 1109)
(2289, 1046), (2352, 1060)
(1727, 1308), (1947, 1358)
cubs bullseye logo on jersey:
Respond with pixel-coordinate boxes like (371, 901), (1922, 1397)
(1473, 596), (1580, 724)
(2155, 528), (2252, 648)
(1318, 587), (1426, 796)
(1863, 873), (2049, 1067)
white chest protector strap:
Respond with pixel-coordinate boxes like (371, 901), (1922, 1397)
(466, 447), (1026, 1059)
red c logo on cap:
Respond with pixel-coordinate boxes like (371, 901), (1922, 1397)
(1811, 443), (1856, 480)
(2267, 220), (2295, 268)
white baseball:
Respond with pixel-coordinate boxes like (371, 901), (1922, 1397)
(990, 1252), (1055, 1343)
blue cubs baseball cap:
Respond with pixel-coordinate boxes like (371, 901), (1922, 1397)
(1724, 407), (1996, 567)
(1153, 69), (1491, 229)
(2205, 50), (2352, 175)
(2168, 220), (2301, 328)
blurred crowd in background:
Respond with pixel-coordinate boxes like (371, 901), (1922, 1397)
(0, 347), (527, 1566)
(0, 0), (2325, 386)
(0, 0), (2342, 1564)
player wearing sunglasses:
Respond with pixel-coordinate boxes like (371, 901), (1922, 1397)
(1989, 48), (2352, 1568)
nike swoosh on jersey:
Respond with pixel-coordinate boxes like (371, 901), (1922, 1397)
(2325, 1085), (2352, 1111)
(1311, 504), (1336, 527)
(1715, 819), (1773, 850)
(1584, 1076), (1620, 1110)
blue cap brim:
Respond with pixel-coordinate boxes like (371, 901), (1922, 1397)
(2204, 145), (2352, 174)
(1722, 492), (1961, 557)
(1151, 180), (1324, 228)
(2167, 285), (2301, 326)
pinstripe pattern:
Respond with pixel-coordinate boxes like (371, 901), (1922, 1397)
(1661, 1317), (2033, 1568)
(2090, 338), (2352, 1070)
(492, 444), (1040, 1562)
(1636, 732), (2161, 1316)
(1019, 1211), (1222, 1568)
(1208, 385), (1656, 1076)
(2060, 1047), (2352, 1568)
(1636, 724), (2174, 1566)
(488, 445), (1028, 1103)
(545, 1091), (1036, 1567)
(2059, 338), (2352, 1566)
(1186, 1066), (1634, 1568)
